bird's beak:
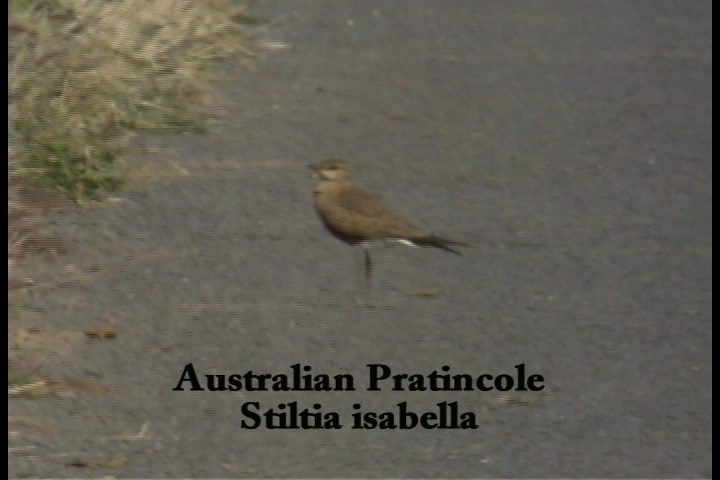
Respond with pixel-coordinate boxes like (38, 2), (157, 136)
(308, 164), (318, 178)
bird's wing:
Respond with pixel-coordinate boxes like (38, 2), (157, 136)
(333, 185), (397, 218)
(327, 185), (427, 238)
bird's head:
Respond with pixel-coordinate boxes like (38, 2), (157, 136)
(309, 158), (350, 181)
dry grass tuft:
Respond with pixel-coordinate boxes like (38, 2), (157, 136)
(9, 0), (256, 202)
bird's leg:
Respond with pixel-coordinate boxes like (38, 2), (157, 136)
(353, 245), (374, 305)
(352, 244), (395, 309)
(364, 248), (373, 292)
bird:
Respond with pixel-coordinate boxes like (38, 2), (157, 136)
(309, 158), (467, 298)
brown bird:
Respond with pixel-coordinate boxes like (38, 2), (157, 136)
(309, 158), (467, 295)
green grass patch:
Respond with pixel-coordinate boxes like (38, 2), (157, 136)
(9, 0), (256, 202)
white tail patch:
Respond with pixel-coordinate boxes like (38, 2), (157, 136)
(392, 238), (420, 248)
(358, 239), (419, 249)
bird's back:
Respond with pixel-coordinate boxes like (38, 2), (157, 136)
(314, 180), (428, 241)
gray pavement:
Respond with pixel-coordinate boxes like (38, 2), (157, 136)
(9, 1), (712, 477)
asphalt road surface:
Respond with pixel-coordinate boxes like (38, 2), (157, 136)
(9, 1), (712, 477)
